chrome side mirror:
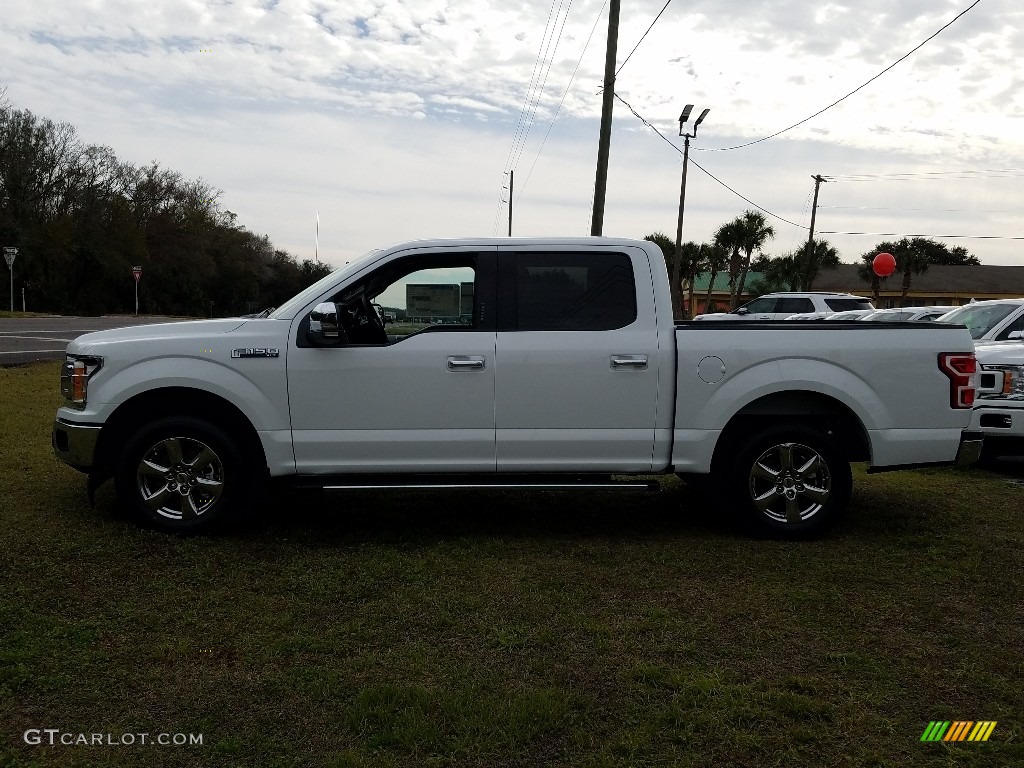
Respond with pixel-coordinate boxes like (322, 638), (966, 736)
(307, 302), (347, 346)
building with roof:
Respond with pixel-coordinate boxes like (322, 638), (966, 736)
(684, 264), (1024, 314)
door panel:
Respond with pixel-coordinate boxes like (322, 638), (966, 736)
(288, 331), (496, 473)
(287, 247), (497, 474)
(494, 246), (660, 472)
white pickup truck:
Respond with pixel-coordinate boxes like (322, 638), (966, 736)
(972, 340), (1024, 459)
(52, 237), (982, 538)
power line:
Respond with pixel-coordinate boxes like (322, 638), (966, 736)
(698, 0), (983, 152)
(516, 0), (608, 203)
(492, 0), (573, 234)
(615, 0), (672, 76)
(613, 92), (807, 228)
(818, 231), (1024, 240)
(825, 169), (1024, 181)
(822, 205), (1020, 213)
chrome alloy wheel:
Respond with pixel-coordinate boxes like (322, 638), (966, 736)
(747, 441), (832, 524)
(136, 436), (225, 520)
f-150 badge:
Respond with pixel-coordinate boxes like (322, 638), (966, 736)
(231, 348), (280, 358)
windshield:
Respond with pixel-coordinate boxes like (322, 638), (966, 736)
(938, 303), (1020, 339)
(269, 248), (384, 319)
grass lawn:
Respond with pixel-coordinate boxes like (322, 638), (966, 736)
(1, 361), (1021, 767)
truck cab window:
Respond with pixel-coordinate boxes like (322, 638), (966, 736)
(330, 256), (479, 344)
(504, 252), (636, 331)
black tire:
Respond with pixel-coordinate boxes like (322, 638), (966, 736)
(728, 425), (852, 539)
(114, 416), (252, 534)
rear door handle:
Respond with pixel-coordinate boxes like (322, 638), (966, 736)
(447, 355), (486, 371)
(610, 355), (648, 370)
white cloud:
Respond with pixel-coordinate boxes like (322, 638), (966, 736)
(1, 0), (1022, 265)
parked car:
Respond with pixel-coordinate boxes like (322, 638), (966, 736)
(693, 292), (874, 321)
(53, 237), (980, 539)
(935, 299), (1024, 341)
(971, 340), (1024, 459)
(860, 306), (952, 322)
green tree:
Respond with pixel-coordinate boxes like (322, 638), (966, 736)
(856, 238), (973, 306)
(0, 93), (328, 315)
(700, 242), (730, 315)
(643, 232), (705, 318)
(714, 219), (744, 309)
(799, 238), (841, 290)
(732, 210), (775, 306)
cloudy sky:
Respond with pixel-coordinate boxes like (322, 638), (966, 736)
(3, 0), (1022, 266)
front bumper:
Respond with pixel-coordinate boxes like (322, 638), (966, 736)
(954, 430), (985, 467)
(970, 403), (1024, 439)
(52, 417), (102, 472)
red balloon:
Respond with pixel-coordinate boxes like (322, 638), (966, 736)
(873, 252), (896, 277)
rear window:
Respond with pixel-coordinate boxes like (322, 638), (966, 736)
(825, 297), (873, 311)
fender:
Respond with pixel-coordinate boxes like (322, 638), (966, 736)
(679, 356), (888, 434)
(92, 356), (291, 433)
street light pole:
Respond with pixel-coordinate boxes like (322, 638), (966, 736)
(671, 105), (709, 319)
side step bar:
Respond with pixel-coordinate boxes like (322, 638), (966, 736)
(290, 473), (661, 492)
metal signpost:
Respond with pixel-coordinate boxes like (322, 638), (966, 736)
(132, 266), (142, 315)
(3, 248), (16, 313)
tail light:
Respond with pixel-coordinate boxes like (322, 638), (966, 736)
(938, 352), (976, 409)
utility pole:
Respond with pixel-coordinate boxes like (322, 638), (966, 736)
(802, 174), (826, 289)
(590, 0), (620, 236)
(508, 170), (513, 236)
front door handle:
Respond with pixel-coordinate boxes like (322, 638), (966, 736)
(610, 355), (648, 370)
(447, 355), (486, 371)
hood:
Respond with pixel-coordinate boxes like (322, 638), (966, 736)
(67, 319), (248, 354)
(975, 341), (1024, 366)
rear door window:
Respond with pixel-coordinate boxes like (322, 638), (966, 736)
(500, 252), (637, 331)
(777, 297), (814, 314)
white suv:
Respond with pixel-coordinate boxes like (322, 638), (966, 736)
(694, 292), (874, 321)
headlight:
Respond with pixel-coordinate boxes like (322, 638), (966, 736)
(978, 364), (1024, 400)
(60, 355), (103, 406)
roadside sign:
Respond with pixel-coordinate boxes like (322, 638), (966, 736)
(132, 265), (142, 283)
(3, 247), (16, 268)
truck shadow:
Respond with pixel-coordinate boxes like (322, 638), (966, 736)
(248, 478), (745, 544)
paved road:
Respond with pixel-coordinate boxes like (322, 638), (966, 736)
(0, 316), (188, 366)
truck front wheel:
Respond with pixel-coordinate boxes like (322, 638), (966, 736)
(114, 416), (248, 534)
(730, 425), (852, 539)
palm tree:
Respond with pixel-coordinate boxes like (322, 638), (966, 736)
(896, 238), (931, 305)
(700, 242), (730, 315)
(857, 238), (932, 306)
(799, 238), (840, 290)
(733, 210), (775, 307)
(682, 241), (706, 319)
(713, 220), (744, 309)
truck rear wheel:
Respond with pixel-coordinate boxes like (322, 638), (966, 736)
(729, 425), (851, 539)
(114, 416), (249, 534)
